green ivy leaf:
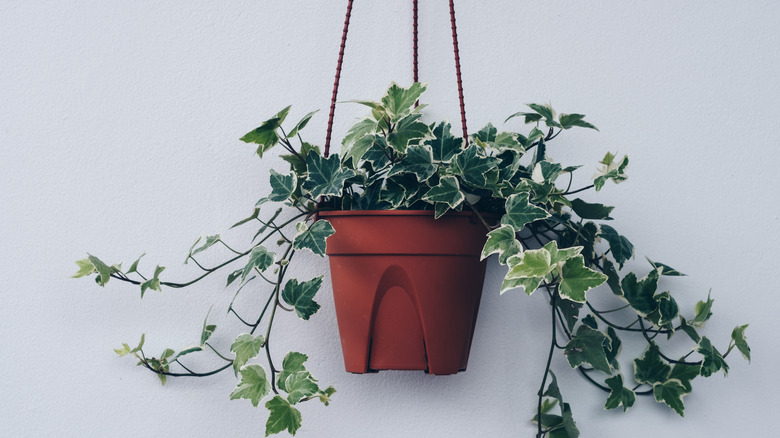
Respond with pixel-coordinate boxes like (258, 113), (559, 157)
(505, 111), (542, 125)
(570, 198), (614, 220)
(668, 362), (700, 393)
(698, 336), (729, 377)
(501, 192), (550, 233)
(302, 153), (356, 198)
(559, 255), (608, 302)
(386, 144), (436, 182)
(277, 352), (309, 393)
(604, 374), (636, 411)
(452, 144), (499, 187)
(286, 110), (318, 138)
(87, 254), (112, 286)
(621, 270), (659, 316)
(284, 371), (320, 405)
(633, 347), (670, 385)
(426, 121), (463, 163)
(692, 291), (714, 327)
(292, 220), (335, 257)
(559, 113), (598, 131)
(281, 276), (323, 321)
(471, 123), (497, 144)
(653, 379), (687, 416)
(379, 178), (406, 208)
(422, 175), (464, 208)
(200, 308), (216, 345)
(481, 224), (522, 265)
(531, 161), (563, 184)
(731, 324), (751, 362)
(381, 82), (426, 122)
(646, 258), (686, 276)
(527, 103), (561, 128)
(72, 258), (97, 279)
(500, 276), (543, 295)
(114, 333), (145, 357)
(593, 153), (629, 191)
(342, 118), (378, 150)
(241, 246), (275, 283)
(268, 169), (297, 202)
(186, 235), (221, 264)
(506, 247), (553, 279)
(387, 113), (433, 153)
(265, 395), (303, 436)
(230, 333), (265, 376)
(598, 224), (634, 269)
(140, 265), (165, 298)
(342, 134), (386, 167)
(564, 325), (612, 374)
(230, 364), (271, 407)
(240, 106), (291, 157)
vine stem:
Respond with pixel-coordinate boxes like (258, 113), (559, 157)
(537, 290), (558, 438)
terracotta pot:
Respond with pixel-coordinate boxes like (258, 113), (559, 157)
(319, 210), (490, 375)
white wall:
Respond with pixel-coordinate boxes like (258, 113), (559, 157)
(2, 1), (778, 436)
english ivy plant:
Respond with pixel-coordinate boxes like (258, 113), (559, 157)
(75, 83), (750, 437)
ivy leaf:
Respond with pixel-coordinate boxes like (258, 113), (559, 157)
(240, 106), (291, 157)
(604, 327), (622, 370)
(504, 111), (542, 125)
(426, 121), (464, 163)
(140, 265), (165, 298)
(230, 364), (271, 407)
(471, 123), (498, 144)
(556, 298), (584, 333)
(268, 169), (297, 202)
(380, 178), (406, 208)
(292, 220), (335, 257)
(387, 113), (433, 153)
(527, 103), (561, 128)
(668, 363), (700, 393)
(678, 316), (701, 343)
(633, 347), (670, 385)
(506, 247), (553, 279)
(531, 161), (563, 185)
(241, 246), (275, 283)
(692, 291), (714, 327)
(602, 259), (622, 296)
(452, 144), (499, 187)
(302, 153), (356, 198)
(698, 336), (729, 377)
(544, 241), (582, 267)
(604, 374), (636, 411)
(386, 144), (436, 182)
(559, 113), (598, 131)
(621, 270), (659, 316)
(559, 255), (608, 302)
(114, 333), (145, 357)
(186, 235), (220, 263)
(570, 198), (614, 220)
(284, 371), (320, 405)
(481, 224), (522, 265)
(381, 82), (426, 122)
(653, 379), (687, 416)
(342, 118), (378, 150)
(422, 176), (464, 209)
(493, 131), (525, 152)
(87, 254), (112, 286)
(731, 324), (751, 362)
(500, 275), (543, 296)
(126, 253), (145, 275)
(593, 153), (629, 191)
(343, 134), (386, 167)
(72, 258), (97, 279)
(200, 308), (216, 345)
(651, 291), (679, 328)
(598, 224), (634, 269)
(281, 276), (323, 321)
(563, 325), (612, 374)
(277, 352), (309, 393)
(286, 110), (318, 138)
(501, 192), (550, 233)
(230, 333), (265, 376)
(646, 258), (686, 276)
(265, 395), (303, 436)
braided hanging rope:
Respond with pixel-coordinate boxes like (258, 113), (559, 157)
(323, 0), (469, 157)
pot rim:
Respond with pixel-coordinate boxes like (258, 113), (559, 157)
(317, 209), (496, 218)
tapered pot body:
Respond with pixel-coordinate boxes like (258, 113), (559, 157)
(319, 210), (490, 375)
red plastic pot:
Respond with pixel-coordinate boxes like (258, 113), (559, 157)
(319, 210), (490, 375)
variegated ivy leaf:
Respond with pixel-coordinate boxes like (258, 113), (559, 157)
(230, 364), (271, 407)
(692, 291), (714, 327)
(281, 276), (323, 321)
(114, 333), (145, 357)
(599, 224), (634, 269)
(500, 275), (543, 295)
(668, 362), (700, 393)
(501, 192), (550, 233)
(648, 291), (679, 328)
(342, 118), (378, 150)
(646, 258), (686, 276)
(526, 103), (562, 128)
(506, 247), (554, 279)
(362, 141), (391, 170)
(379, 178), (406, 208)
(731, 324), (751, 361)
(481, 224), (523, 265)
(186, 235), (220, 265)
(544, 240), (582, 266)
(620, 269), (659, 317)
(564, 325), (612, 374)
(504, 111), (542, 125)
(426, 121), (463, 163)
(422, 176), (464, 209)
(604, 374), (636, 412)
(653, 380), (687, 417)
(386, 144), (436, 182)
(87, 254), (112, 286)
(241, 246), (275, 283)
(381, 82), (426, 122)
(493, 131), (525, 152)
(140, 265), (165, 298)
(230, 333), (265, 376)
(387, 113), (433, 153)
(277, 352), (308, 393)
(570, 198), (614, 220)
(240, 106), (291, 158)
(268, 169), (297, 202)
(452, 144), (499, 187)
(471, 123), (497, 145)
(559, 113), (598, 131)
(342, 134), (387, 167)
(633, 347), (670, 385)
(293, 220), (335, 257)
(302, 153), (356, 198)
(559, 255), (608, 302)
(698, 336), (729, 377)
(265, 395), (303, 436)
(285, 371), (320, 405)
(593, 152), (629, 191)
(433, 202), (450, 219)
(531, 161), (563, 184)
(286, 110), (318, 138)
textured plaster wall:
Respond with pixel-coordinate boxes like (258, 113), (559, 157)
(1, 1), (778, 436)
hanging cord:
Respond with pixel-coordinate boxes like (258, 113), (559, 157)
(413, 0), (419, 106)
(449, 0), (468, 142)
(324, 0), (354, 158)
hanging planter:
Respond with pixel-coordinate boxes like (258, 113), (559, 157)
(321, 210), (490, 374)
(73, 1), (751, 437)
